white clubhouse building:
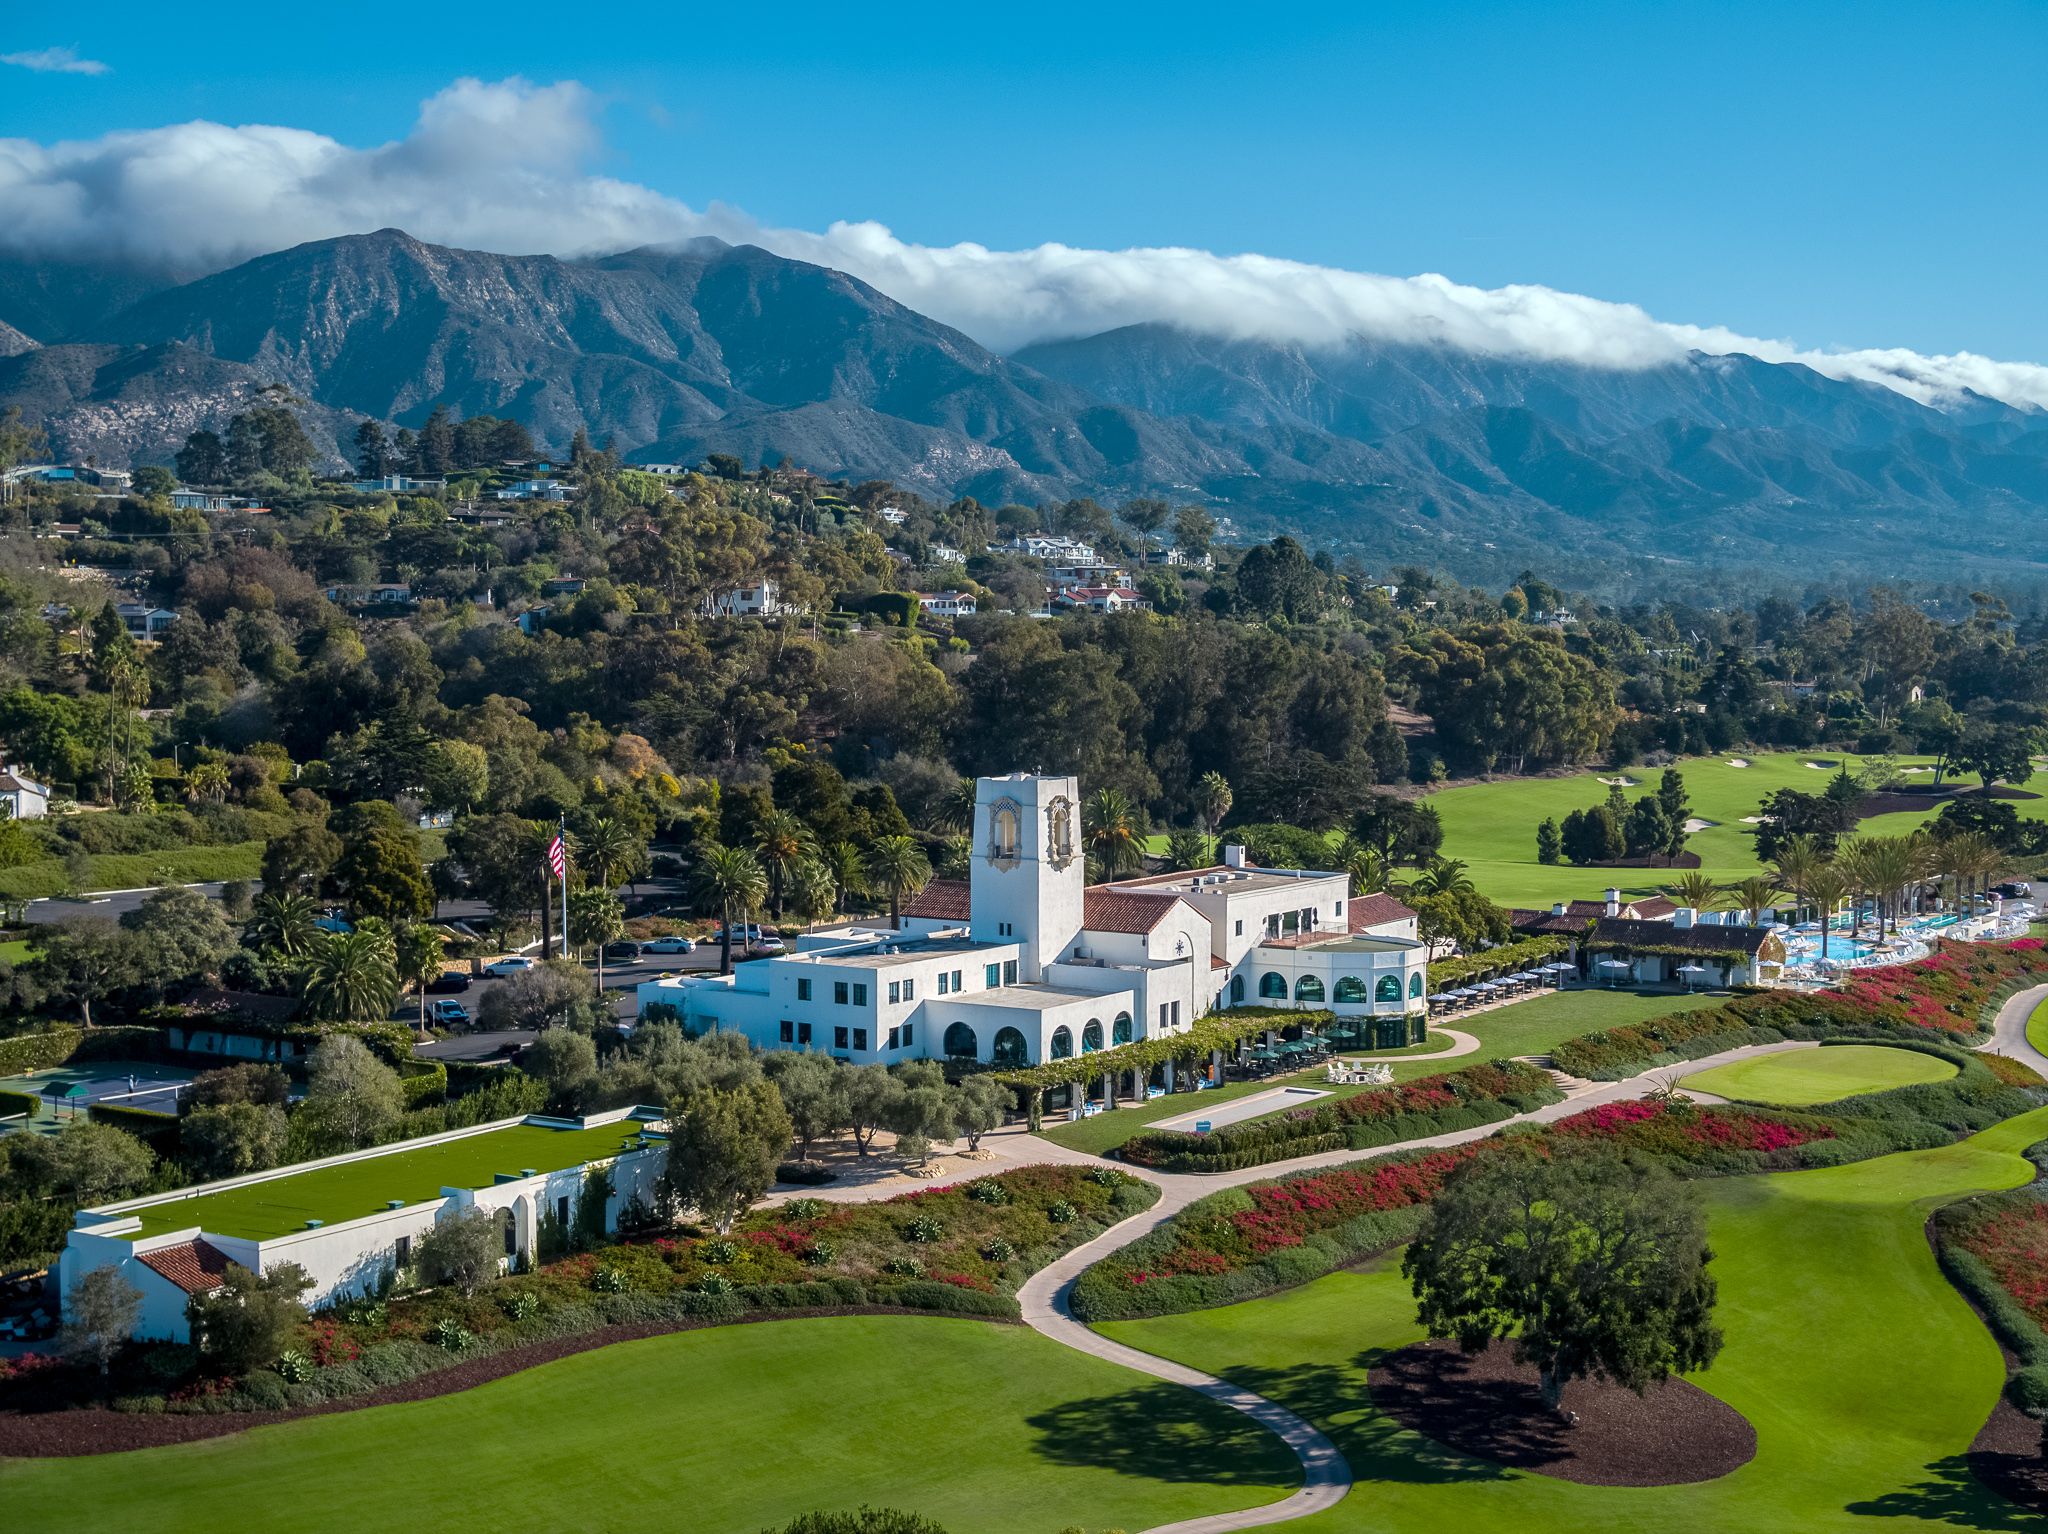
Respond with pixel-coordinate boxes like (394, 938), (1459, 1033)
(638, 772), (1428, 1068)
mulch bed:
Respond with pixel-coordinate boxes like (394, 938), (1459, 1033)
(0, 1305), (1014, 1457)
(1969, 1396), (2048, 1513)
(1367, 1337), (1756, 1486)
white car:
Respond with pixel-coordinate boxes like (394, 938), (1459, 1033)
(482, 955), (535, 978)
(642, 935), (697, 954)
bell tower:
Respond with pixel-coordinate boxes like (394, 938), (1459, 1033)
(969, 773), (1085, 981)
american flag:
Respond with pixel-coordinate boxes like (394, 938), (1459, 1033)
(546, 832), (566, 880)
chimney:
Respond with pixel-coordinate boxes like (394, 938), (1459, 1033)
(1674, 907), (1696, 929)
(1604, 887), (1621, 918)
(1223, 844), (1248, 870)
(1551, 901), (1568, 917)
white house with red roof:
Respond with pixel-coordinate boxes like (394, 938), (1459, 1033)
(639, 773), (1431, 1067)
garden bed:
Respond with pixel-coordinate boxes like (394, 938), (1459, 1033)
(1366, 1337), (1756, 1486)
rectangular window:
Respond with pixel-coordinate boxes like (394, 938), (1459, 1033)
(985, 963), (1001, 988)
(903, 1023), (914, 1049)
(1334, 901), (1344, 920)
(395, 1234), (413, 1266)
(854, 1028), (868, 1051)
(902, 978), (915, 1001)
(1172, 1001), (1182, 1026)
(886, 1026), (900, 1050)
(779, 1020), (795, 1043)
(1159, 1002), (1169, 1029)
(798, 1022), (813, 1045)
(937, 972), (949, 995)
(888, 981), (901, 1004)
(834, 1025), (849, 1050)
(834, 981), (848, 1005)
(556, 1196), (569, 1228)
(1003, 960), (1018, 985)
(951, 969), (962, 992)
(853, 983), (868, 1006)
(1235, 919), (1243, 937)
(797, 978), (812, 1001)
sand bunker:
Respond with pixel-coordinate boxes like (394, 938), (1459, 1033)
(1725, 758), (1751, 768)
(1682, 818), (1718, 833)
(1805, 759), (1838, 769)
(1596, 776), (1639, 788)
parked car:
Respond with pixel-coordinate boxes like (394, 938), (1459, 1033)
(430, 999), (470, 1027)
(752, 933), (787, 954)
(482, 955), (534, 977)
(1993, 880), (2033, 899)
(602, 940), (643, 962)
(642, 935), (696, 954)
(425, 970), (471, 994)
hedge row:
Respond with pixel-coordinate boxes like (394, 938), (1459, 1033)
(0, 1088), (38, 1121)
(1551, 938), (2048, 1080)
(88, 1102), (181, 1156)
(1118, 1058), (1560, 1173)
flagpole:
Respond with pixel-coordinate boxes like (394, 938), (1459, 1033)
(559, 814), (570, 959)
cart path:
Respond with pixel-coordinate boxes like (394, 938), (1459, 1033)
(1980, 982), (2048, 1079)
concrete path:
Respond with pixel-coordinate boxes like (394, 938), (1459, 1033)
(1343, 1025), (1481, 1064)
(1980, 982), (2048, 1079)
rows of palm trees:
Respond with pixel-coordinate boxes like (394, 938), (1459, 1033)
(1662, 829), (2007, 960)
(244, 891), (445, 1028)
(693, 826), (936, 974)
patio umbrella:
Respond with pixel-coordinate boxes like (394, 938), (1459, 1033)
(1676, 962), (1709, 991)
(1596, 956), (1631, 987)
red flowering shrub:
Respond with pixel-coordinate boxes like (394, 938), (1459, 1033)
(1953, 1198), (2048, 1330)
(1553, 1098), (1832, 1160)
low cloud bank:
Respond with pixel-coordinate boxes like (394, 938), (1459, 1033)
(1, 76), (2041, 412)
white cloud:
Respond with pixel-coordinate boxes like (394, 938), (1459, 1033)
(0, 75), (2044, 415)
(1, 46), (109, 76)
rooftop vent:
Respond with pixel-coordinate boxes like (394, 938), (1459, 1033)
(305, 1219), (323, 1229)
(386, 1199), (406, 1209)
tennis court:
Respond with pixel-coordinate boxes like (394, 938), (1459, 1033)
(0, 1059), (194, 1134)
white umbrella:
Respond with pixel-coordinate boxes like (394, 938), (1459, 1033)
(1596, 956), (1631, 987)
(1676, 962), (1709, 991)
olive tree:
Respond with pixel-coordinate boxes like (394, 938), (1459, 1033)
(63, 1265), (142, 1375)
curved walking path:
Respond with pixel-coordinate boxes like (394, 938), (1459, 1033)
(1980, 982), (2048, 1079)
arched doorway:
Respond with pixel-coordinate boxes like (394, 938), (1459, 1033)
(1229, 974), (1245, 1006)
(992, 1027), (1028, 1068)
(1258, 972), (1287, 999)
(943, 1021), (978, 1059)
(1112, 1011), (1133, 1045)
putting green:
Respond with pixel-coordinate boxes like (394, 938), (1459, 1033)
(1683, 1044), (1957, 1106)
(1099, 1105), (2048, 1533)
(0, 1316), (1298, 1534)
(1423, 751), (2048, 908)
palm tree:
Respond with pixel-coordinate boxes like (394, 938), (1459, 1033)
(823, 840), (869, 912)
(393, 923), (445, 1033)
(1771, 834), (1824, 926)
(932, 777), (977, 834)
(246, 891), (321, 958)
(694, 845), (768, 975)
(568, 886), (625, 991)
(574, 816), (641, 892)
(1083, 788), (1146, 879)
(302, 928), (400, 1022)
(1336, 834), (1387, 895)
(788, 858), (837, 932)
(1941, 830), (2003, 915)
(1165, 828), (1213, 872)
(1863, 837), (1920, 936)
(753, 809), (816, 917)
(1724, 875), (1782, 926)
(864, 835), (933, 930)
(932, 834), (972, 880)
(1802, 867), (1851, 961)
(1666, 870), (1721, 913)
(184, 760), (231, 804)
(1406, 856), (1474, 898)
(1197, 771), (1233, 835)
(1834, 839), (1879, 941)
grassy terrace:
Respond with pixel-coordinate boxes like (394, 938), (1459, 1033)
(1423, 750), (2048, 908)
(1040, 987), (1730, 1156)
(1101, 1106), (2048, 1534)
(125, 1119), (652, 1242)
(1685, 1044), (1958, 1106)
(2029, 996), (2048, 1060)
(0, 1317), (1297, 1533)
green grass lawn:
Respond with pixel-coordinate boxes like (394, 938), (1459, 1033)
(1101, 1104), (2048, 1534)
(1039, 988), (1729, 1156)
(0, 842), (265, 901)
(2027, 997), (2048, 1060)
(1423, 751), (2048, 907)
(0, 1316), (1299, 1534)
(1684, 1044), (1958, 1106)
(128, 1119), (654, 1240)
(0, 938), (33, 964)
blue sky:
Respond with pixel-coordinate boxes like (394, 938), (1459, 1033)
(4, 0), (2046, 360)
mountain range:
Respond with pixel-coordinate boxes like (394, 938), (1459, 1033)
(4, 228), (2046, 589)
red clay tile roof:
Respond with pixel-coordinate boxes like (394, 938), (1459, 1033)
(1211, 953), (1230, 970)
(1630, 896), (1680, 919)
(1348, 893), (1418, 931)
(900, 880), (972, 921)
(138, 1238), (233, 1294)
(1081, 889), (1185, 934)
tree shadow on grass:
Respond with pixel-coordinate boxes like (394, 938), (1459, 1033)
(1026, 1356), (1513, 1491)
(1845, 1454), (2045, 1531)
